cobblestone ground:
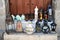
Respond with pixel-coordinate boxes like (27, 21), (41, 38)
(0, 38), (3, 40)
(58, 37), (60, 40)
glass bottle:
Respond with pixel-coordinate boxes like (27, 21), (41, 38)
(44, 11), (48, 20)
(16, 21), (22, 32)
(48, 4), (53, 21)
(36, 20), (41, 33)
(8, 22), (13, 31)
(6, 15), (13, 33)
(39, 9), (43, 21)
(48, 4), (52, 15)
(14, 18), (17, 31)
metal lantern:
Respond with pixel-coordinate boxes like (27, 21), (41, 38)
(42, 24), (50, 33)
(42, 20), (50, 33)
(51, 22), (56, 32)
(6, 15), (13, 34)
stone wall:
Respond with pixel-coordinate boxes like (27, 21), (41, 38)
(55, 0), (60, 36)
(0, 0), (6, 30)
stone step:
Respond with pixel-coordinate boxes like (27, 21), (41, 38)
(4, 33), (57, 40)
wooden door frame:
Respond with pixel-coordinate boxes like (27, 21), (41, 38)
(5, 0), (57, 15)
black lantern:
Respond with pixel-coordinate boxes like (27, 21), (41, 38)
(42, 20), (50, 33)
(51, 22), (56, 31)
